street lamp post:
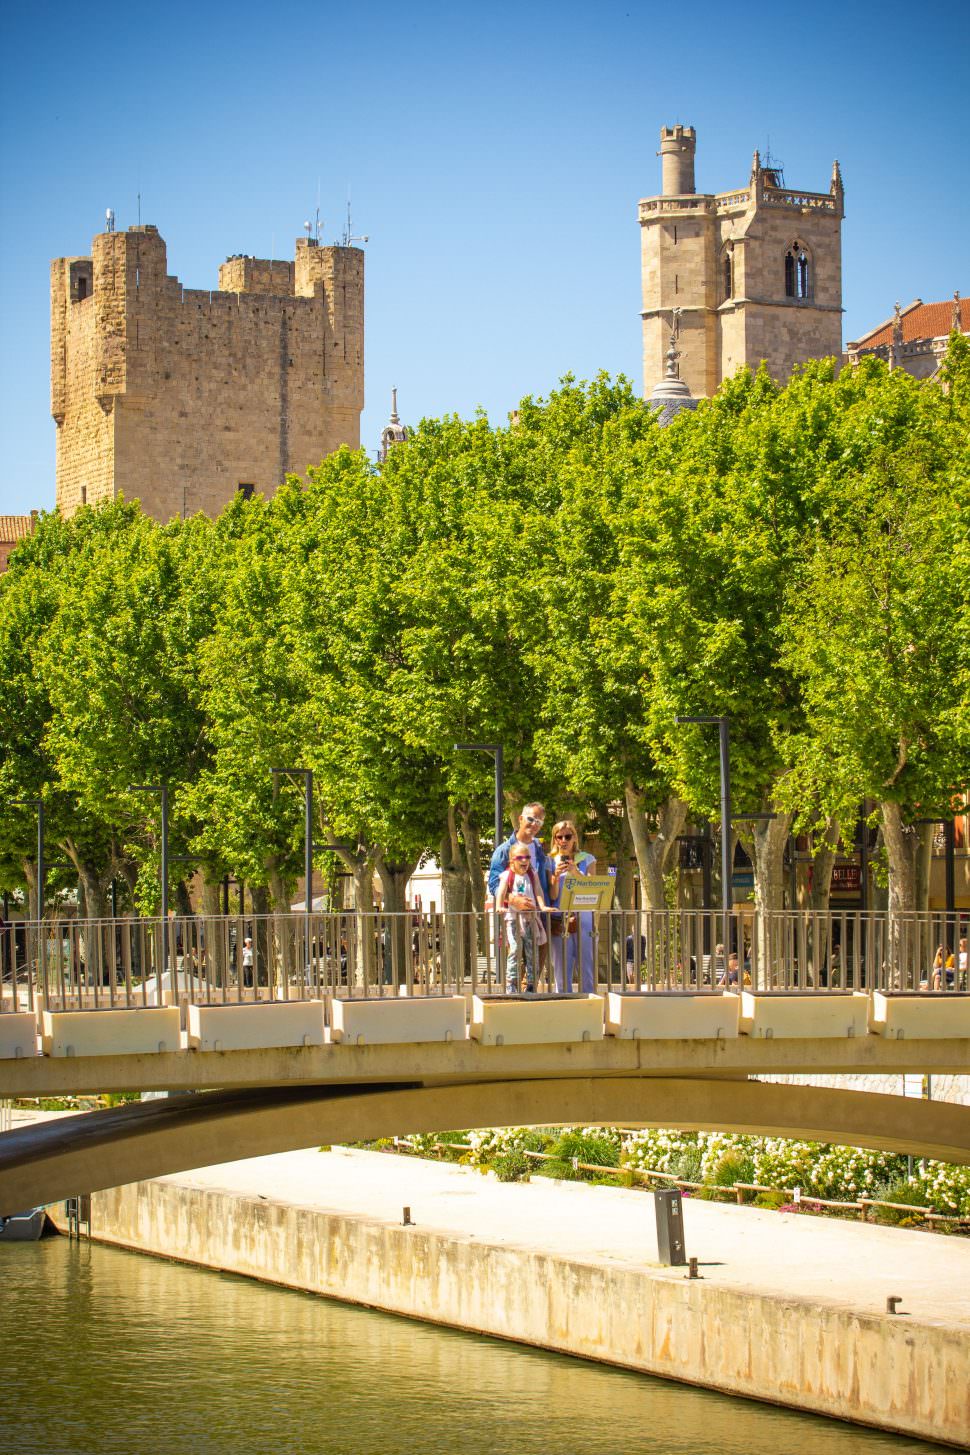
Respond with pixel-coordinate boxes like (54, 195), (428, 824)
(454, 743), (505, 852)
(129, 785), (169, 978)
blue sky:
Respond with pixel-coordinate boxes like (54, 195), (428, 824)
(1, 0), (967, 517)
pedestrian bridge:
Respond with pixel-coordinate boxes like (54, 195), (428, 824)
(2, 988), (969, 1215)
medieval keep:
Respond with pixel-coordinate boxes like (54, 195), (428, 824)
(640, 126), (844, 400)
(51, 225), (364, 520)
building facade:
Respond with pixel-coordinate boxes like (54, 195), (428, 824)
(51, 226), (364, 520)
(0, 513), (34, 574)
(846, 294), (968, 379)
(639, 126), (844, 400)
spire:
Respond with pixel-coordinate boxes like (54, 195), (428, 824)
(378, 387), (409, 463)
(830, 159), (843, 194)
(953, 290), (963, 334)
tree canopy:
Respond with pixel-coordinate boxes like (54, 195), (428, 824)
(1, 344), (967, 918)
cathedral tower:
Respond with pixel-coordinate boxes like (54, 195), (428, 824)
(639, 128), (844, 399)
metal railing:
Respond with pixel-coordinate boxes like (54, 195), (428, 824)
(0, 907), (967, 1014)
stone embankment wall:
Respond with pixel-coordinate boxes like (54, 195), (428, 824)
(74, 1178), (969, 1449)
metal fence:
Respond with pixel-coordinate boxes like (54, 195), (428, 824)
(0, 907), (967, 1015)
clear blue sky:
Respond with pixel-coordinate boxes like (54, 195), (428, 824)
(1, 0), (967, 517)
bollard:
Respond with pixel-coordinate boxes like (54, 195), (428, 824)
(886, 1295), (904, 1315)
(402, 1206), (412, 1226)
(687, 1256), (700, 1279)
(654, 1189), (687, 1266)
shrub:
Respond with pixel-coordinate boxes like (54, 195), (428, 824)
(492, 1149), (531, 1182)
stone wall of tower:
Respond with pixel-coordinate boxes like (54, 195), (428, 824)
(640, 130), (843, 399)
(53, 226), (364, 521)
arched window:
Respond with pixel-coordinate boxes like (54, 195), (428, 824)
(785, 242), (811, 300)
(722, 250), (733, 300)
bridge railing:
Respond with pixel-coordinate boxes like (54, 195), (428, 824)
(0, 907), (966, 1014)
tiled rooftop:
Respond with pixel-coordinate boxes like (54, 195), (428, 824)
(853, 296), (969, 350)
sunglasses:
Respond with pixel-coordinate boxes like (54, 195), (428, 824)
(554, 833), (575, 841)
(525, 815), (544, 826)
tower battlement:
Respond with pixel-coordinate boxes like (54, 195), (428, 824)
(52, 225), (364, 519)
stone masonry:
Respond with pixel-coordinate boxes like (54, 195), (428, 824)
(640, 126), (844, 399)
(51, 226), (364, 520)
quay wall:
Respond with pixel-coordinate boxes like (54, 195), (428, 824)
(70, 1177), (969, 1449)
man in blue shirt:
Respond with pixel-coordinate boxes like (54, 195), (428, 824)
(487, 801), (553, 903)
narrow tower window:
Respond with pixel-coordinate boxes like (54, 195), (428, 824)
(723, 251), (733, 300)
(76, 276), (88, 301)
(237, 482), (255, 502)
(785, 243), (811, 299)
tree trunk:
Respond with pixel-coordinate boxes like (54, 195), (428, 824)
(624, 784), (687, 913)
(201, 875), (227, 991)
(741, 808), (794, 986)
(376, 855), (419, 990)
(250, 884), (271, 992)
(915, 824), (935, 913)
(880, 801), (932, 986)
(809, 819), (840, 914)
(808, 817), (839, 984)
(441, 807), (471, 986)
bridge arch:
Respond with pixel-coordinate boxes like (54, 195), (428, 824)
(3, 1077), (969, 1216)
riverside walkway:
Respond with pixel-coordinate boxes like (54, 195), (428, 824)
(70, 1142), (970, 1447)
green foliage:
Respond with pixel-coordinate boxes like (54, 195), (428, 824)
(1, 349), (967, 920)
(492, 1149), (532, 1182)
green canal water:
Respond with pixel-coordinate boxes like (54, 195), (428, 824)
(0, 1238), (950, 1455)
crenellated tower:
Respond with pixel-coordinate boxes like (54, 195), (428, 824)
(639, 127), (844, 399)
(52, 224), (364, 519)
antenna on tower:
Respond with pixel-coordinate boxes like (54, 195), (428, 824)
(341, 195), (369, 247)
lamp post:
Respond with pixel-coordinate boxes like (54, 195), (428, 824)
(454, 743), (504, 852)
(129, 785), (169, 978)
(272, 768), (314, 972)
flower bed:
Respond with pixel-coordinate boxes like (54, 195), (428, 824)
(382, 1126), (970, 1225)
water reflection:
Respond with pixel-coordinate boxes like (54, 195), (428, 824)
(0, 1240), (946, 1455)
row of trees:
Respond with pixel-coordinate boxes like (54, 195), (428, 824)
(1, 342), (968, 922)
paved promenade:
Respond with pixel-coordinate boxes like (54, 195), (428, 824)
(162, 1144), (970, 1328)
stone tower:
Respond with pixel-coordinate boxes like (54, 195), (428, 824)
(51, 225), (364, 519)
(639, 127), (844, 399)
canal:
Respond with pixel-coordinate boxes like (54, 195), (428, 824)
(0, 1238), (949, 1454)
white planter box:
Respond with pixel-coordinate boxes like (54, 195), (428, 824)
(739, 991), (869, 1039)
(0, 1012), (38, 1059)
(870, 991), (970, 1039)
(41, 1007), (181, 1057)
(606, 991), (739, 1040)
(187, 1000), (325, 1052)
(470, 994), (604, 1047)
(330, 995), (466, 1046)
